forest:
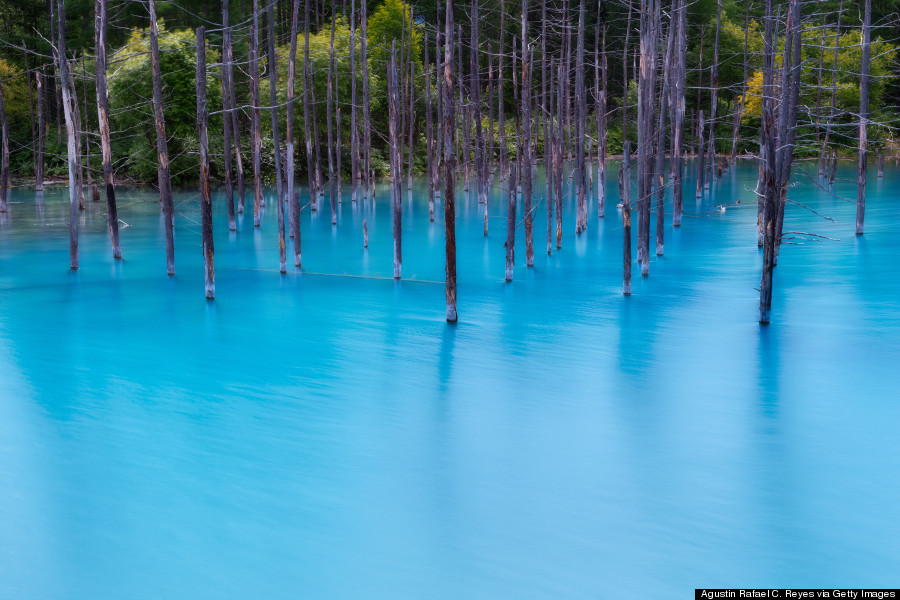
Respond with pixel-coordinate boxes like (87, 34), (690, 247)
(0, 0), (894, 322)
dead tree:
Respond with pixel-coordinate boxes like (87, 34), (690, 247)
(574, 0), (587, 234)
(287, 0), (301, 266)
(820, 1), (842, 176)
(350, 0), (359, 202)
(303, 0), (316, 208)
(856, 0), (871, 236)
(269, 5), (286, 270)
(696, 110), (705, 198)
(221, 1), (236, 231)
(223, 21), (245, 214)
(472, 0), (485, 210)
(250, 0), (263, 227)
(425, 32), (435, 222)
(705, 0), (721, 187)
(621, 140), (632, 295)
(36, 67), (45, 191)
(522, 2), (534, 266)
(24, 46), (37, 187)
(636, 0), (658, 276)
(361, 0), (371, 199)
(731, 1), (750, 161)
(389, 41), (402, 279)
(596, 19), (607, 219)
(197, 27), (215, 299)
(148, 0), (176, 275)
(505, 161), (517, 281)
(554, 59), (564, 249)
(654, 0), (676, 256)
(95, 0), (121, 258)
(327, 10), (337, 225)
(51, 0), (79, 267)
(443, 0), (458, 322)
(498, 0), (507, 177)
(0, 77), (8, 215)
(759, 0), (801, 323)
(671, 0), (686, 227)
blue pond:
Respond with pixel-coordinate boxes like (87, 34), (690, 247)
(0, 161), (898, 598)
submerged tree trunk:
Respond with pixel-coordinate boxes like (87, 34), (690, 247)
(856, 0), (871, 236)
(443, 0), (458, 322)
(388, 42), (402, 280)
(706, 0), (721, 187)
(250, 0), (263, 227)
(303, 0), (316, 210)
(350, 0), (359, 202)
(621, 141), (632, 295)
(505, 161), (517, 281)
(197, 27), (215, 299)
(221, 2), (236, 231)
(361, 0), (371, 199)
(269, 5), (286, 270)
(52, 0), (78, 267)
(327, 10), (337, 225)
(0, 77), (8, 215)
(36, 67), (45, 192)
(148, 0), (175, 275)
(574, 0), (587, 235)
(672, 0), (686, 227)
(655, 0), (676, 256)
(287, 0), (301, 266)
(224, 25), (245, 214)
(522, 2), (534, 266)
(425, 32), (435, 222)
(95, 0), (120, 258)
(821, 1), (843, 177)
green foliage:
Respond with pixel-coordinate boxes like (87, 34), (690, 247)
(108, 23), (222, 184)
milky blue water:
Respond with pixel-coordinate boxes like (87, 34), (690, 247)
(1, 160), (898, 598)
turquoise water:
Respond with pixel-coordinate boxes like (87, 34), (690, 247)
(1, 161), (898, 598)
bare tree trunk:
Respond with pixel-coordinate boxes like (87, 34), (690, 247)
(731, 1), (750, 161)
(268, 5), (286, 270)
(36, 67), (45, 192)
(81, 57), (94, 203)
(498, 0), (506, 178)
(327, 9), (337, 225)
(0, 78), (8, 214)
(821, 1), (843, 177)
(24, 46), (37, 186)
(636, 0), (658, 277)
(472, 0), (485, 212)
(443, 0), (458, 322)
(621, 140), (632, 294)
(148, 0), (175, 274)
(311, 64), (323, 204)
(350, 0), (359, 202)
(555, 59), (564, 249)
(696, 110), (705, 198)
(574, 0), (587, 235)
(303, 0), (316, 209)
(622, 0), (632, 141)
(287, 0), (301, 266)
(407, 39), (415, 190)
(596, 20), (607, 219)
(95, 0), (121, 258)
(856, 0), (870, 236)
(505, 161), (517, 281)
(522, 1), (534, 265)
(361, 0), (371, 199)
(672, 0), (686, 227)
(224, 26), (245, 214)
(655, 0), (676, 256)
(250, 0), (263, 227)
(222, 1), (236, 231)
(705, 0), (721, 188)
(197, 27), (215, 298)
(71, 69), (84, 212)
(426, 32), (435, 222)
(389, 41), (402, 279)
(877, 153), (883, 178)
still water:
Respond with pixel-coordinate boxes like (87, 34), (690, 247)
(1, 161), (897, 598)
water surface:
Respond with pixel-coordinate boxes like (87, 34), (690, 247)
(1, 161), (898, 598)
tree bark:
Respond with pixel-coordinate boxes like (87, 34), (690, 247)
(856, 0), (870, 236)
(287, 0), (301, 266)
(269, 5), (286, 270)
(443, 0), (458, 322)
(221, 2), (236, 231)
(224, 26), (245, 214)
(621, 140), (632, 295)
(505, 161), (517, 281)
(303, 0), (316, 209)
(361, 0), (371, 199)
(350, 0), (359, 202)
(197, 27), (215, 299)
(327, 9), (337, 225)
(389, 41), (402, 279)
(425, 32), (435, 222)
(655, 0), (676, 256)
(522, 2), (534, 265)
(0, 77), (8, 215)
(574, 0), (587, 235)
(672, 0), (686, 227)
(95, 0), (121, 258)
(148, 0), (175, 275)
(250, 0), (263, 227)
(36, 67), (45, 192)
